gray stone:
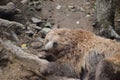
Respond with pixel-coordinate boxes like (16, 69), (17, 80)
(41, 28), (51, 34)
(31, 41), (43, 49)
(30, 24), (41, 30)
(40, 28), (51, 38)
(25, 30), (34, 34)
(21, 0), (29, 4)
(56, 5), (62, 10)
(36, 37), (44, 42)
(31, 17), (42, 24)
(45, 22), (52, 28)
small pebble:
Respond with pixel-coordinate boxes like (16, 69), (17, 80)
(86, 14), (91, 18)
(76, 21), (80, 24)
(31, 42), (43, 49)
(31, 17), (42, 24)
(56, 5), (62, 10)
(21, 0), (28, 4)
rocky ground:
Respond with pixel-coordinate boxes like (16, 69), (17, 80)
(0, 0), (119, 80)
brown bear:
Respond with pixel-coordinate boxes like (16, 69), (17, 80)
(42, 28), (120, 80)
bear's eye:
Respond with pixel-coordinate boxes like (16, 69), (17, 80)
(53, 42), (58, 48)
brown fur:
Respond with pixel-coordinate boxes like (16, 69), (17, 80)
(43, 28), (120, 80)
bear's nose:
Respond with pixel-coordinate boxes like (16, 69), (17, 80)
(53, 42), (58, 48)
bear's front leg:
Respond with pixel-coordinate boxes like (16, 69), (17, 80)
(95, 56), (120, 80)
(42, 61), (79, 78)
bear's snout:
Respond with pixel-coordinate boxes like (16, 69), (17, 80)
(44, 41), (58, 53)
(45, 41), (54, 51)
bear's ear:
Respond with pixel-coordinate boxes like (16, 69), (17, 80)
(58, 30), (67, 36)
(52, 28), (68, 36)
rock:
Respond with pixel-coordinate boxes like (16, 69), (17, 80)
(68, 5), (76, 12)
(25, 30), (34, 37)
(80, 7), (85, 12)
(40, 28), (51, 38)
(36, 37), (44, 42)
(76, 21), (80, 24)
(29, 1), (42, 11)
(35, 3), (42, 11)
(92, 21), (98, 28)
(41, 28), (51, 34)
(116, 19), (120, 22)
(30, 24), (41, 30)
(21, 0), (29, 4)
(68, 5), (74, 9)
(25, 30), (34, 34)
(86, 14), (91, 18)
(45, 22), (52, 28)
(31, 17), (42, 24)
(33, 25), (42, 30)
(31, 42), (43, 49)
(56, 5), (62, 10)
(86, 2), (90, 5)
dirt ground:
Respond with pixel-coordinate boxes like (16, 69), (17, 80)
(10, 0), (95, 30)
(0, 0), (103, 80)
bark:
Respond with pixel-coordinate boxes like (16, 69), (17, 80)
(96, 0), (120, 39)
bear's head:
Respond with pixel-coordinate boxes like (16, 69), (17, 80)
(43, 28), (75, 58)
